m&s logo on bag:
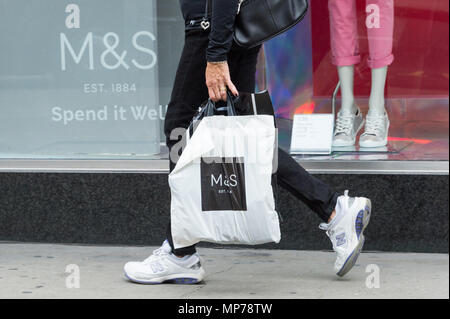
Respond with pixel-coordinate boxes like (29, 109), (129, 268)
(211, 174), (238, 189)
(201, 157), (247, 212)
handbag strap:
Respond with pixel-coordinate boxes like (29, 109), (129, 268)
(205, 0), (212, 20)
(204, 0), (243, 23)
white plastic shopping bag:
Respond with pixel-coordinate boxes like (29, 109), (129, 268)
(169, 108), (281, 249)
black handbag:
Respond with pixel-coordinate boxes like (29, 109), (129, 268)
(206, 0), (309, 49)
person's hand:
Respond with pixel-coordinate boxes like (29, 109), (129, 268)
(205, 61), (238, 102)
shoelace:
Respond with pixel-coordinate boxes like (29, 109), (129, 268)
(335, 114), (355, 135)
(143, 246), (170, 264)
(362, 115), (385, 136)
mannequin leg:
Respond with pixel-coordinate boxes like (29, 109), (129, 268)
(329, 0), (364, 146)
(328, 0), (361, 67)
(329, 0), (360, 112)
(369, 66), (388, 116)
(334, 65), (365, 147)
(338, 65), (357, 114)
(360, 0), (394, 147)
(366, 0), (394, 114)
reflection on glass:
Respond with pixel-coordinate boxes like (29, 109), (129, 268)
(263, 0), (448, 161)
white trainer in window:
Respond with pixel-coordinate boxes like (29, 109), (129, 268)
(320, 190), (372, 277)
(359, 112), (390, 148)
(333, 107), (365, 147)
(124, 240), (205, 284)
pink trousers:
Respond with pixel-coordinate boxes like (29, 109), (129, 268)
(328, 0), (394, 69)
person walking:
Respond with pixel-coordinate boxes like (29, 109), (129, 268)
(124, 0), (372, 284)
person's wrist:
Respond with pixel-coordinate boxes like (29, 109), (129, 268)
(208, 60), (228, 65)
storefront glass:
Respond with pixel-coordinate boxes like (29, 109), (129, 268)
(0, 0), (448, 162)
(263, 0), (449, 161)
(0, 0), (183, 159)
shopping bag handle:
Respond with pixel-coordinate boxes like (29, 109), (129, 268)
(187, 92), (238, 139)
(205, 92), (237, 117)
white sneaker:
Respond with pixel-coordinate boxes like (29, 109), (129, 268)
(359, 112), (390, 148)
(124, 240), (205, 284)
(320, 191), (371, 277)
(333, 107), (365, 147)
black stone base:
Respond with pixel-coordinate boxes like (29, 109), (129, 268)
(0, 172), (448, 253)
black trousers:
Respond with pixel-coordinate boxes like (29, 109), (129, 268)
(164, 29), (338, 256)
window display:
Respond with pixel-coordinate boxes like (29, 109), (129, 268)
(264, 0), (448, 161)
(0, 0), (448, 163)
(329, 0), (394, 148)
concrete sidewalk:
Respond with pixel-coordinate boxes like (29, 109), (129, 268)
(0, 243), (448, 299)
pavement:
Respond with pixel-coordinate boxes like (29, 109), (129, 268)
(0, 243), (448, 299)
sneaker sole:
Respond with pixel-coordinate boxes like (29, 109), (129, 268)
(336, 199), (372, 277)
(124, 269), (205, 285)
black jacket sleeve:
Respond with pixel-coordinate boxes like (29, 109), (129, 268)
(206, 0), (239, 62)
